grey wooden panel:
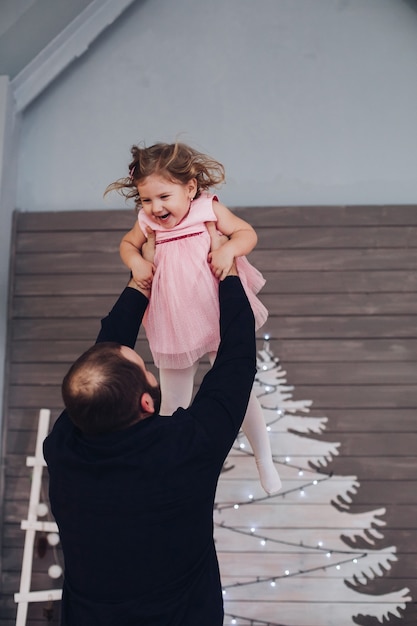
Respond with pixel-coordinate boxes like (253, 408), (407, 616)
(10, 359), (416, 386)
(15, 251), (123, 274)
(16, 205), (417, 230)
(233, 205), (417, 227)
(319, 408), (417, 433)
(6, 407), (417, 434)
(11, 315), (417, 341)
(263, 270), (417, 294)
(248, 248), (417, 271)
(8, 382), (417, 411)
(16, 226), (417, 252)
(13, 270), (417, 296)
(11, 292), (417, 318)
(14, 247), (417, 273)
(16, 209), (136, 231)
(16, 229), (125, 253)
(4, 206), (417, 626)
(267, 339), (417, 361)
(10, 338), (417, 363)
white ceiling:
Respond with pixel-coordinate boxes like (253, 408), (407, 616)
(0, 0), (95, 78)
(0, 0), (140, 111)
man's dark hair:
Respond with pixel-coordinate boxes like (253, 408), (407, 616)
(62, 342), (160, 435)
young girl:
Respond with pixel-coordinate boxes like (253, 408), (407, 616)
(105, 142), (281, 494)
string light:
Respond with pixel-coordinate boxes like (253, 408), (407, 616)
(216, 472), (333, 512)
(219, 340), (388, 625)
(225, 614), (289, 626)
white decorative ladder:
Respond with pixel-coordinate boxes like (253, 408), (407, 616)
(14, 408), (62, 626)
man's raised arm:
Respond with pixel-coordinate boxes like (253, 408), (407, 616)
(95, 279), (150, 348)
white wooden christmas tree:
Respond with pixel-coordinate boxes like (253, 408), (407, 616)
(215, 342), (412, 626)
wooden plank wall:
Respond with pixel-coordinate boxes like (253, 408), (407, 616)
(1, 206), (416, 625)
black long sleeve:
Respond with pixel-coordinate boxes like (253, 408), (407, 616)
(96, 286), (149, 348)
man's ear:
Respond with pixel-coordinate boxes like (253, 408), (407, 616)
(140, 392), (155, 414)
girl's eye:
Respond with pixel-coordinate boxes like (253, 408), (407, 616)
(160, 195), (169, 200)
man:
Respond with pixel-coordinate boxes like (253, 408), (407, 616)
(43, 261), (256, 625)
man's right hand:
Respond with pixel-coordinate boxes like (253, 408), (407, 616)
(205, 221), (238, 278)
(142, 227), (156, 264)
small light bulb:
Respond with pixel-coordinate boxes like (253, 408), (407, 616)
(313, 480), (318, 485)
(266, 426), (271, 432)
(285, 456), (291, 463)
(48, 564), (63, 579)
(248, 494), (254, 500)
(284, 569), (290, 576)
(270, 580), (276, 587)
(239, 442), (246, 449)
(250, 527), (256, 533)
(36, 503), (48, 517)
(47, 533), (60, 546)
(261, 539), (266, 546)
(298, 470), (304, 476)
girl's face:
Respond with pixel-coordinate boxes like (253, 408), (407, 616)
(137, 174), (197, 229)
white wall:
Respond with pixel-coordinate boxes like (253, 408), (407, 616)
(1, 0), (417, 430)
(15, 0), (417, 212)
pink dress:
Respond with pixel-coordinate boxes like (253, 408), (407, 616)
(138, 193), (268, 369)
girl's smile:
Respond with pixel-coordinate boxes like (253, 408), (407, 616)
(137, 174), (197, 229)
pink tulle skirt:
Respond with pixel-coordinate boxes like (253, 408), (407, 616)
(143, 230), (268, 369)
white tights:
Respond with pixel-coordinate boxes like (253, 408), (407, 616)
(159, 353), (281, 495)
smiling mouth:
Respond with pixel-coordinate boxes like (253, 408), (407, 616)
(157, 213), (170, 221)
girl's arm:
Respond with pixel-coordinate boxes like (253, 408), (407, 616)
(120, 221), (155, 289)
(209, 200), (258, 280)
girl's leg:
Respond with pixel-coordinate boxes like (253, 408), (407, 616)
(208, 352), (281, 495)
(159, 363), (199, 415)
(241, 391), (282, 495)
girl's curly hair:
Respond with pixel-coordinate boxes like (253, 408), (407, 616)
(104, 142), (225, 211)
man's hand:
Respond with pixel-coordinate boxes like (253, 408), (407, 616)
(129, 228), (157, 290)
(127, 276), (151, 298)
(205, 221), (238, 280)
(130, 256), (154, 290)
(142, 227), (156, 264)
